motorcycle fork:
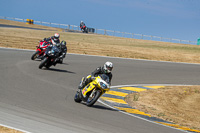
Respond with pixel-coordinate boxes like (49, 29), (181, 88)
(90, 87), (97, 97)
(88, 88), (98, 100)
(90, 88), (102, 98)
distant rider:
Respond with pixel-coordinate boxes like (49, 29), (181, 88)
(80, 21), (86, 30)
(78, 61), (113, 90)
(80, 21), (88, 33)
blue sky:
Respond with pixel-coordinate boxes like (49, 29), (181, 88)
(0, 0), (200, 42)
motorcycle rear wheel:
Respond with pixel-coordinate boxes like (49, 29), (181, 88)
(39, 57), (48, 69)
(31, 51), (40, 60)
(86, 90), (101, 107)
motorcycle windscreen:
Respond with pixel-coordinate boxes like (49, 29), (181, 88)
(99, 74), (110, 84)
(51, 46), (61, 56)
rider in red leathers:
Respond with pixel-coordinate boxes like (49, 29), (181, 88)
(80, 21), (88, 33)
(43, 33), (60, 46)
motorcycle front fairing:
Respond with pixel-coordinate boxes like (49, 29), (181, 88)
(81, 74), (110, 99)
(37, 41), (49, 53)
(45, 46), (60, 57)
(82, 81), (96, 99)
(42, 46), (60, 66)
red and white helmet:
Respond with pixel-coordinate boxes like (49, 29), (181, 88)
(54, 33), (60, 40)
(104, 61), (113, 73)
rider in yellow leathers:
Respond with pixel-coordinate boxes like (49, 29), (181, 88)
(78, 61), (113, 90)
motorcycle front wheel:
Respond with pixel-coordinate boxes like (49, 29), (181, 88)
(31, 51), (40, 60)
(59, 58), (63, 64)
(39, 57), (48, 69)
(74, 90), (82, 103)
(86, 90), (101, 107)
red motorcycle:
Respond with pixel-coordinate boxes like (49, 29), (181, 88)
(31, 40), (50, 60)
(80, 25), (88, 33)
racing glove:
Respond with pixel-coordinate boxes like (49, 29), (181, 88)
(91, 76), (95, 80)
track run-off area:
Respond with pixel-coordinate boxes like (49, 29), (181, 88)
(0, 47), (200, 133)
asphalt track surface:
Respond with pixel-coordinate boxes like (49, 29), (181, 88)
(1, 48), (200, 133)
(0, 24), (47, 30)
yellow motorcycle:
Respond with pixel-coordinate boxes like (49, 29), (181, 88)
(74, 74), (110, 107)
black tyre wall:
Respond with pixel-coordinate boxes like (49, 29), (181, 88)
(31, 51), (40, 60)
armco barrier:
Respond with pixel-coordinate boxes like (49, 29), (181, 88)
(0, 16), (197, 45)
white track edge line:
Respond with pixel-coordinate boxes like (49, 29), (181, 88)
(0, 123), (31, 133)
(1, 47), (200, 65)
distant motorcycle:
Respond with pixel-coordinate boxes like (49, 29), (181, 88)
(38, 45), (61, 69)
(74, 74), (110, 106)
(31, 40), (50, 60)
(81, 25), (88, 33)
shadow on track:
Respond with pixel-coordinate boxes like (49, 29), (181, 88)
(78, 103), (117, 111)
(92, 104), (117, 111)
(32, 59), (41, 62)
(44, 68), (76, 74)
(60, 63), (69, 65)
(33, 60), (69, 65)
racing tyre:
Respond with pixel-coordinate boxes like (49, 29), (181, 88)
(31, 51), (40, 60)
(39, 57), (48, 69)
(59, 59), (63, 64)
(74, 90), (82, 103)
(86, 90), (101, 107)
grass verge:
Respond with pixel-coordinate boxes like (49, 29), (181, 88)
(125, 86), (200, 131)
(0, 126), (23, 133)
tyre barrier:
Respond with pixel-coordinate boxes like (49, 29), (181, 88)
(26, 19), (34, 24)
(88, 28), (95, 33)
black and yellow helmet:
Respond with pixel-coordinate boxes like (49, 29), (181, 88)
(61, 41), (66, 48)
